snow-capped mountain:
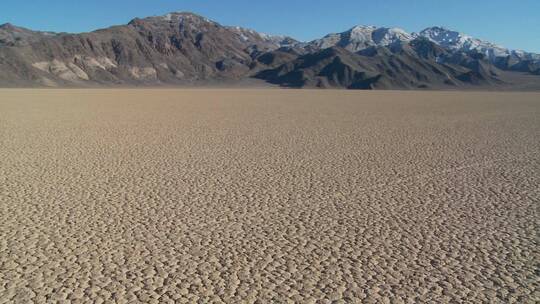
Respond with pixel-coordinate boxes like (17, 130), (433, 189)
(417, 27), (511, 59)
(304, 25), (413, 52)
(0, 12), (538, 88)
(415, 26), (540, 73)
(303, 24), (538, 60)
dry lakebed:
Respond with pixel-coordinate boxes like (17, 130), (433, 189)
(0, 89), (538, 303)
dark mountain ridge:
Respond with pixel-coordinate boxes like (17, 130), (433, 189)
(0, 12), (538, 89)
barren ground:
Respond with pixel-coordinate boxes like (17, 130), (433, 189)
(0, 89), (538, 303)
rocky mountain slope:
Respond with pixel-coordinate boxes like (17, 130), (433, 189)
(0, 12), (295, 87)
(0, 23), (58, 47)
(0, 12), (538, 89)
(417, 27), (540, 75)
(301, 26), (413, 52)
(257, 38), (506, 89)
(303, 25), (540, 77)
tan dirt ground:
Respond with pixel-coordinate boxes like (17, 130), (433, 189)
(0, 89), (538, 303)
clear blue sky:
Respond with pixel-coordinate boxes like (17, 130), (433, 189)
(2, 0), (539, 52)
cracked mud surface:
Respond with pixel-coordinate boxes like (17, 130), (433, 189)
(0, 89), (538, 303)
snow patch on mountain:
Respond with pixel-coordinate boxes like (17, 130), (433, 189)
(227, 26), (295, 48)
(416, 27), (510, 59)
(306, 25), (413, 52)
(303, 24), (539, 65)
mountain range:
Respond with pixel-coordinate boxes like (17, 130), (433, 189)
(1, 12), (539, 89)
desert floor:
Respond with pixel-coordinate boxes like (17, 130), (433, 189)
(0, 89), (538, 303)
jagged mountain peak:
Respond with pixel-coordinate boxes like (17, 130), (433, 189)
(348, 25), (411, 43)
(0, 22), (15, 29)
(126, 11), (295, 50)
(347, 25), (377, 33)
(0, 23), (36, 32)
(0, 12), (539, 89)
(129, 11), (216, 26)
(416, 27), (540, 68)
(420, 26), (454, 34)
(418, 27), (484, 47)
(305, 25), (414, 52)
(227, 26), (297, 49)
(0, 22), (58, 47)
(159, 11), (214, 23)
(416, 26), (510, 58)
(349, 25), (411, 37)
